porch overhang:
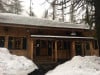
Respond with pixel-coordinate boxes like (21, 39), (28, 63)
(30, 35), (95, 40)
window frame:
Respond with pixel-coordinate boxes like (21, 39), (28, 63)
(0, 36), (5, 47)
(8, 36), (27, 50)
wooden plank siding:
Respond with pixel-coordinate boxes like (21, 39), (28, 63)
(0, 26), (29, 57)
(0, 25), (99, 63)
(0, 13), (99, 64)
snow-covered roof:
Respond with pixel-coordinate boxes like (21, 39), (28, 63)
(31, 35), (94, 39)
(0, 13), (89, 29)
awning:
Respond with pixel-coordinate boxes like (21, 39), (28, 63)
(30, 35), (95, 39)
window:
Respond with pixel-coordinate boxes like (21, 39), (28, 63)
(64, 41), (70, 50)
(85, 42), (90, 50)
(57, 40), (62, 50)
(36, 40), (40, 56)
(48, 40), (52, 56)
(93, 40), (98, 49)
(41, 40), (47, 48)
(0, 36), (5, 47)
(23, 38), (27, 49)
(75, 42), (82, 55)
(57, 40), (70, 50)
(8, 37), (27, 50)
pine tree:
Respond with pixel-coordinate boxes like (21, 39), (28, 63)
(94, 0), (100, 53)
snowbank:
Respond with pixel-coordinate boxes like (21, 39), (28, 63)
(46, 56), (100, 75)
(0, 47), (38, 75)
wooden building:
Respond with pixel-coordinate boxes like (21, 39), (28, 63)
(0, 13), (99, 63)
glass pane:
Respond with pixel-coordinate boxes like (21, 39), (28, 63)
(75, 42), (82, 55)
(48, 40), (52, 56)
(23, 37), (27, 49)
(8, 37), (27, 50)
(0, 36), (5, 47)
(94, 40), (98, 49)
(14, 37), (21, 49)
(63, 41), (70, 50)
(57, 41), (62, 50)
(8, 37), (13, 49)
(86, 42), (90, 50)
(36, 40), (40, 56)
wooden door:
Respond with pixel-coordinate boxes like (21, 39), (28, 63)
(75, 42), (83, 56)
(35, 40), (53, 56)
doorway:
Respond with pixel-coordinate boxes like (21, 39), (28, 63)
(34, 40), (53, 62)
(75, 42), (83, 56)
(35, 40), (52, 56)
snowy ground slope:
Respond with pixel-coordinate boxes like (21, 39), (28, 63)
(0, 47), (38, 75)
(46, 56), (100, 75)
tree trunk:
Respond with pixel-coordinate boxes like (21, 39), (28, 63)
(94, 0), (100, 55)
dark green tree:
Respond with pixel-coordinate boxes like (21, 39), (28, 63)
(52, 0), (100, 54)
(69, 0), (100, 54)
(94, 0), (100, 52)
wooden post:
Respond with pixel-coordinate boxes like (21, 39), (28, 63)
(27, 37), (30, 59)
(30, 39), (33, 60)
(27, 37), (33, 60)
(51, 41), (54, 61)
(54, 40), (58, 62)
(71, 40), (76, 57)
(5, 36), (8, 48)
(82, 41), (85, 56)
(90, 40), (94, 55)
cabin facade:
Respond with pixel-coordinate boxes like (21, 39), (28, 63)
(0, 13), (99, 63)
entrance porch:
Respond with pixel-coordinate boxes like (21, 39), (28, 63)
(29, 35), (98, 63)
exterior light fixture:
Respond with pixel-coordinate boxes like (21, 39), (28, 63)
(26, 28), (30, 32)
(70, 32), (76, 36)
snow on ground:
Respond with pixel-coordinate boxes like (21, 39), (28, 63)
(0, 47), (38, 75)
(46, 56), (100, 75)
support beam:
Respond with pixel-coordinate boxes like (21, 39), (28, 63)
(54, 40), (58, 62)
(71, 40), (75, 57)
(90, 40), (93, 55)
(5, 36), (8, 48)
(27, 37), (33, 60)
(52, 41), (54, 61)
(82, 41), (85, 56)
(30, 39), (34, 60)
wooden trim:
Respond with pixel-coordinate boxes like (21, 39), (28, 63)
(0, 23), (90, 31)
(90, 40), (94, 55)
(31, 35), (95, 39)
(30, 39), (33, 60)
(71, 40), (76, 57)
(27, 37), (32, 59)
(5, 36), (8, 48)
(51, 41), (54, 61)
(81, 41), (84, 56)
(54, 40), (58, 62)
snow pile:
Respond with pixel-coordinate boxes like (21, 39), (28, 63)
(0, 47), (38, 75)
(46, 56), (100, 75)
